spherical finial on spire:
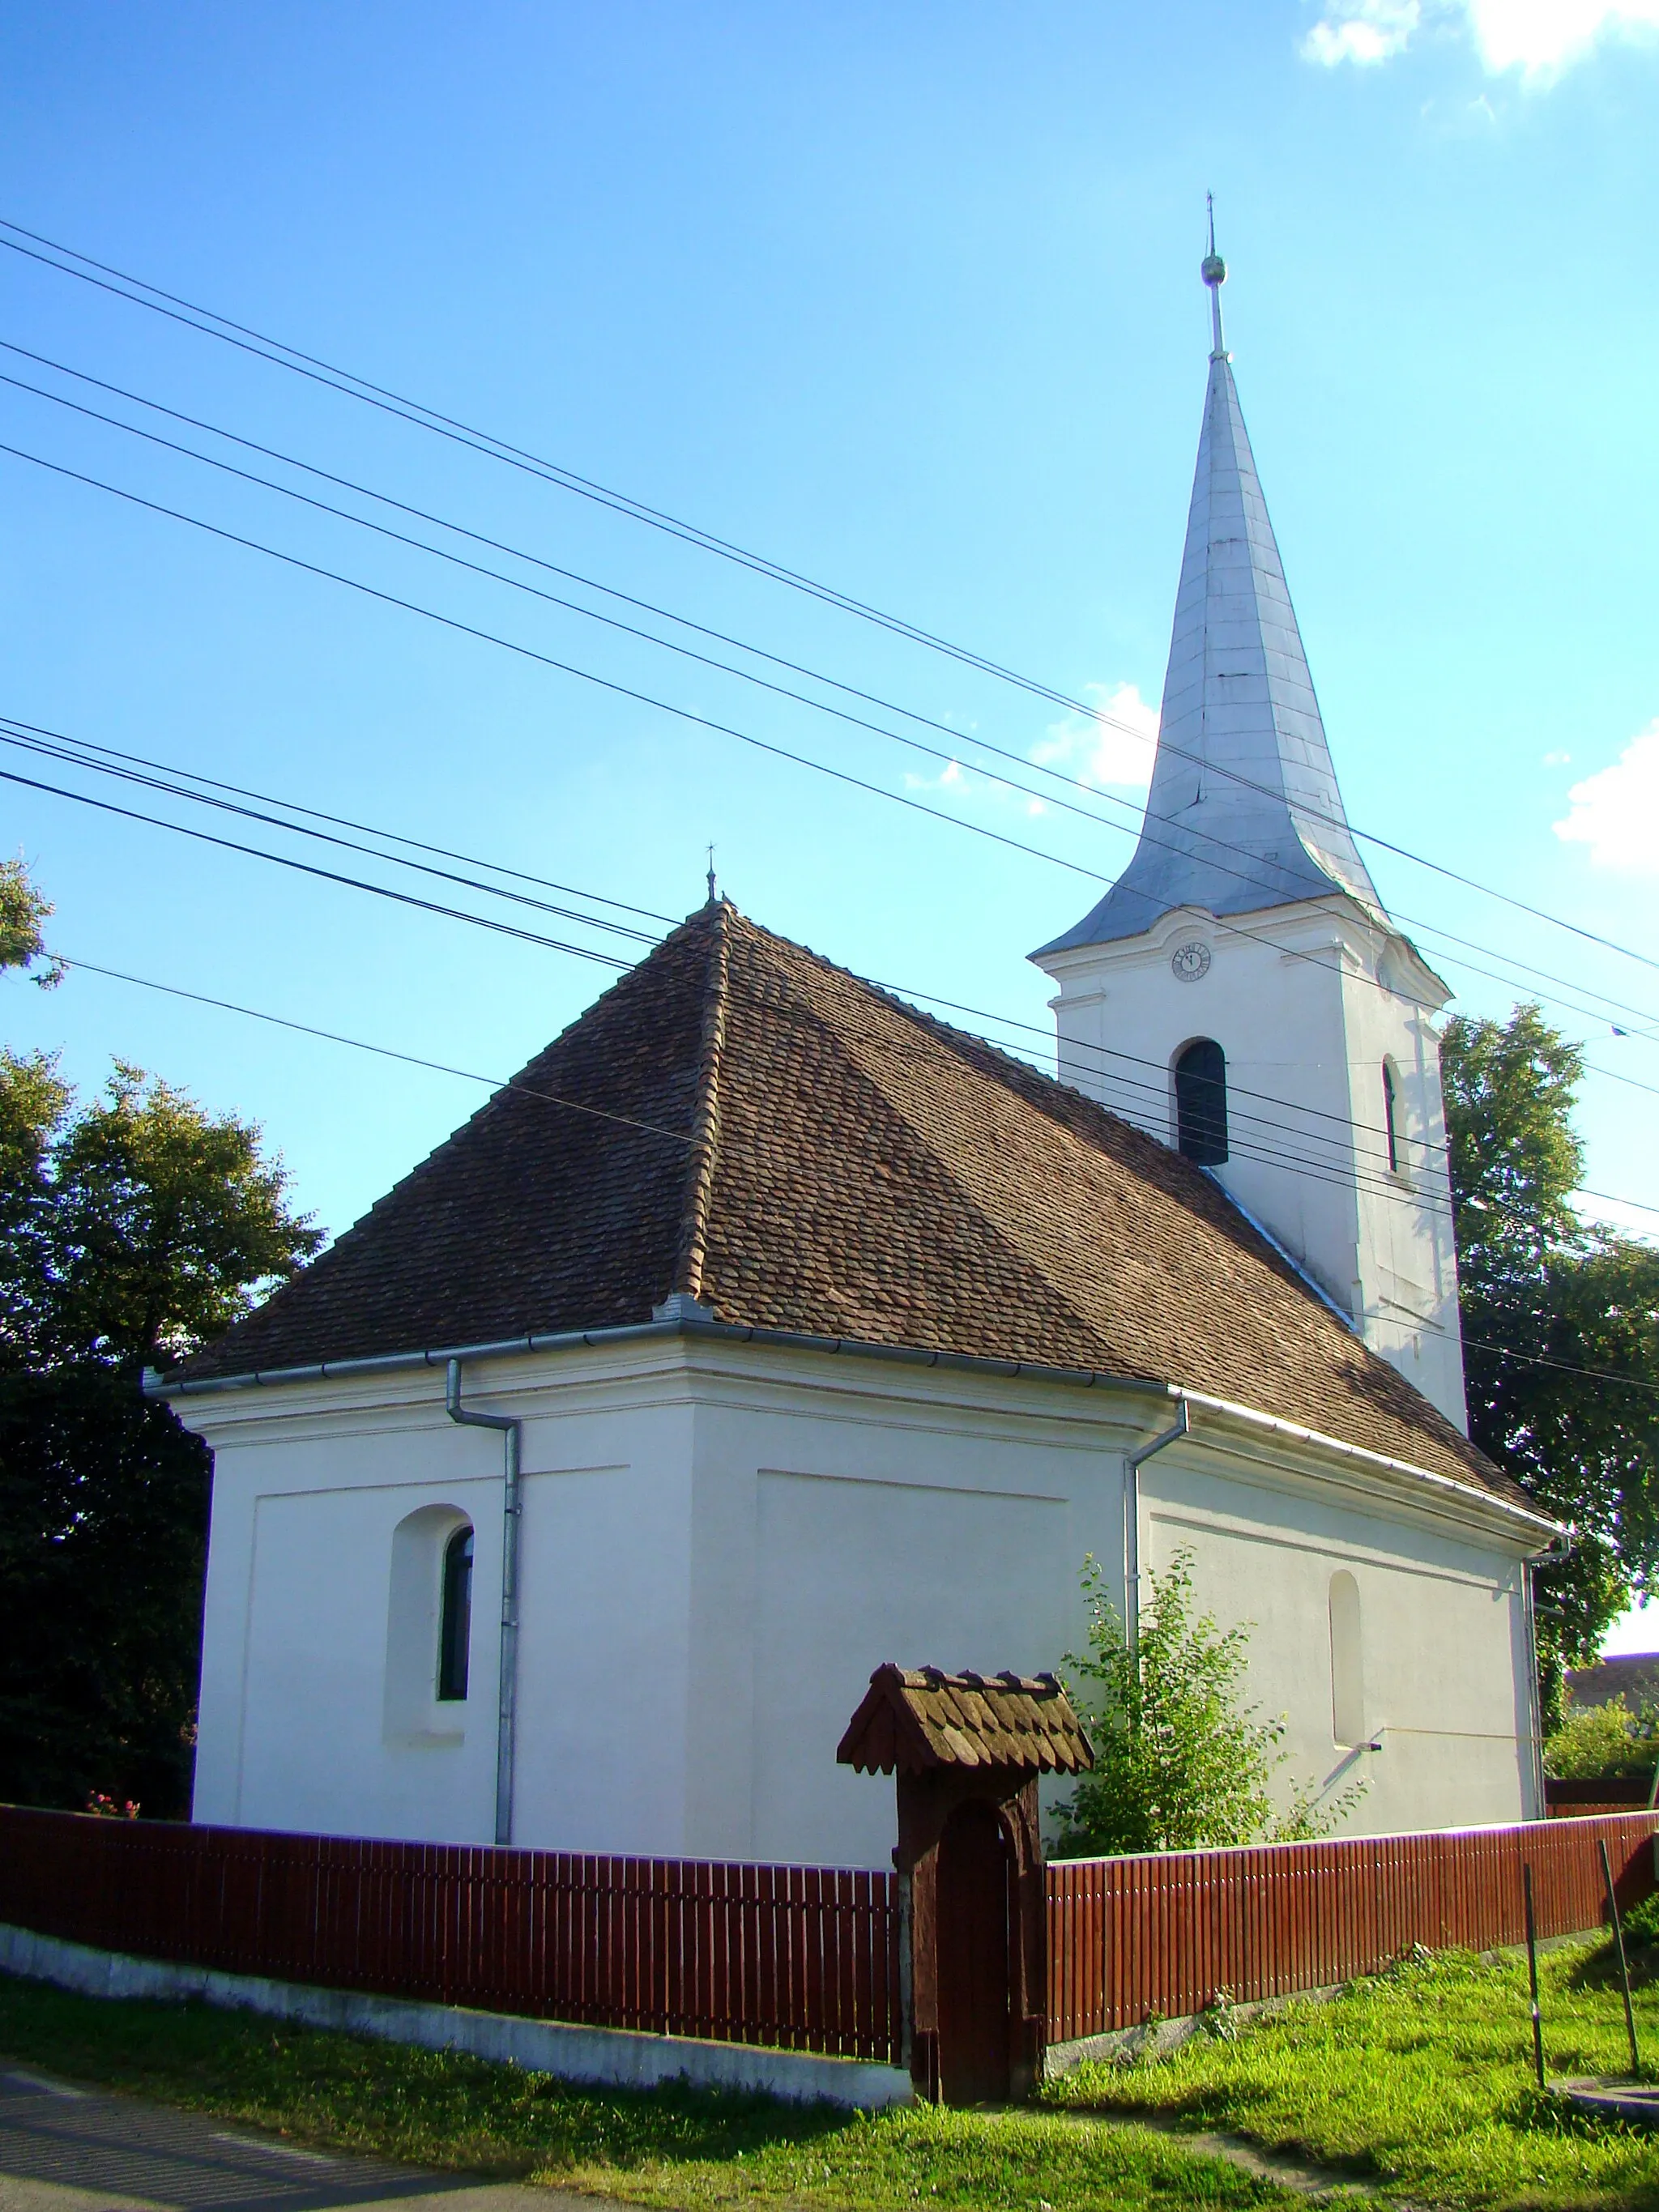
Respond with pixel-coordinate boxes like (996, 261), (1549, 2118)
(1201, 250), (1226, 289)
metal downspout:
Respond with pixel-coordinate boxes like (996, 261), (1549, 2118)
(1124, 1395), (1190, 1655)
(446, 1358), (521, 1849)
(1525, 1528), (1572, 1822)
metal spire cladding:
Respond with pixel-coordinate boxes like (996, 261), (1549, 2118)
(1037, 235), (1384, 956)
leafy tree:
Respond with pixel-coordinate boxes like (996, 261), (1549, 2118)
(1051, 1549), (1363, 1856)
(0, 860), (322, 1813)
(0, 1365), (210, 1814)
(0, 855), (64, 989)
(40, 1061), (322, 1374)
(1542, 1694), (1658, 1782)
(1442, 1006), (1659, 1721)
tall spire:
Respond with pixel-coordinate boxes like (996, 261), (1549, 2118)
(1036, 225), (1384, 957)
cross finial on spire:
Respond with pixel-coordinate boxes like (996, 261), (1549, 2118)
(706, 843), (717, 904)
(1201, 194), (1228, 361)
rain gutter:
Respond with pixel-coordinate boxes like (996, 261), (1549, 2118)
(147, 1318), (1563, 1548)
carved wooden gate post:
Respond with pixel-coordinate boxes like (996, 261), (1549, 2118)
(838, 1666), (1092, 2103)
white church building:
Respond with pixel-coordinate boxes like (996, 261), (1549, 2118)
(165, 249), (1560, 1868)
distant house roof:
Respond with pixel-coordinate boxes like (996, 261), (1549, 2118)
(838, 1665), (1093, 1775)
(1567, 1654), (1659, 1712)
(171, 900), (1522, 1511)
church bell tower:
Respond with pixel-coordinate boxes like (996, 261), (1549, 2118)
(1031, 232), (1467, 1431)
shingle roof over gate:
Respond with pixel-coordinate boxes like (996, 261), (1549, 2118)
(838, 1666), (1094, 1775)
(173, 899), (1521, 1509)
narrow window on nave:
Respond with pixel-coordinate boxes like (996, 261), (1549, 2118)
(437, 1525), (474, 1703)
(1329, 1570), (1365, 1748)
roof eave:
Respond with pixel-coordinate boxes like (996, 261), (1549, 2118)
(151, 1315), (1559, 1549)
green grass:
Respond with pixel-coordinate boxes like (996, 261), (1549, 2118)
(1044, 1938), (1659, 2208)
(12, 1946), (1659, 2209)
(0, 1971), (1284, 2212)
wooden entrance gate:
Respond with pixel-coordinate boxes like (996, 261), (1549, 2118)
(936, 1800), (1013, 2102)
(838, 1663), (1093, 2103)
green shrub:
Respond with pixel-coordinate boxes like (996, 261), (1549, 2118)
(1544, 1694), (1659, 1779)
(1051, 1549), (1363, 1857)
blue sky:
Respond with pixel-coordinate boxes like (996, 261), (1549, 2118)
(2, 2), (1657, 1635)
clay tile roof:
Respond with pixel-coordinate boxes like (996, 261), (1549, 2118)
(837, 1664), (1094, 1775)
(168, 900), (1527, 1516)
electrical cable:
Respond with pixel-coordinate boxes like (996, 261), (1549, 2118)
(6, 426), (1654, 1057)
(0, 709), (1467, 1174)
(6, 740), (1446, 1209)
(52, 947), (1659, 1398)
(0, 728), (660, 950)
(56, 955), (691, 1147)
(18, 735), (1645, 1235)
(8, 352), (1657, 1040)
(0, 765), (633, 972)
(0, 436), (1114, 889)
(5, 215), (1655, 982)
(46, 703), (1648, 1234)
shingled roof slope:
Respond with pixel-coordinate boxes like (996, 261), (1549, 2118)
(175, 901), (1522, 1510)
(838, 1665), (1094, 1775)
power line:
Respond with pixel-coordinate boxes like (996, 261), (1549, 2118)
(0, 727), (660, 951)
(0, 710), (1458, 1178)
(0, 765), (634, 971)
(11, 348), (1657, 1042)
(57, 955), (691, 1147)
(5, 735), (1441, 1209)
(27, 707), (1659, 1218)
(0, 369), (1359, 936)
(6, 215), (1654, 982)
(0, 716), (681, 932)
(54, 946), (1659, 1399)
(22, 723), (1657, 1238)
(8, 425), (1655, 1060)
(0, 435), (1111, 887)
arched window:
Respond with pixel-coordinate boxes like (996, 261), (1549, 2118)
(1174, 1039), (1228, 1165)
(437, 1526), (474, 1702)
(1382, 1059), (1401, 1174)
(1328, 1570), (1365, 1747)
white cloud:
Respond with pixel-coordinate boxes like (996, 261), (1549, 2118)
(1467, 0), (1659, 69)
(902, 757), (1051, 819)
(1542, 748), (1573, 766)
(1552, 720), (1659, 872)
(1303, 0), (1659, 75)
(1031, 681), (1160, 791)
(1303, 0), (1421, 63)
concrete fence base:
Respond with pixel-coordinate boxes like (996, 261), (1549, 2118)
(0, 1922), (913, 2112)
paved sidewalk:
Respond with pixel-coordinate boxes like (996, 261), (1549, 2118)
(0, 2067), (601, 2212)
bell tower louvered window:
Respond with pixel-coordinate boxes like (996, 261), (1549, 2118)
(1174, 1038), (1228, 1165)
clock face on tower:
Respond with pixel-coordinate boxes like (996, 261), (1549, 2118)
(1171, 940), (1213, 982)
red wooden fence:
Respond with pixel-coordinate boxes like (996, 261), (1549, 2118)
(0, 1809), (902, 2064)
(1545, 1777), (1653, 1818)
(1045, 1811), (1659, 2044)
(4, 1806), (1653, 2069)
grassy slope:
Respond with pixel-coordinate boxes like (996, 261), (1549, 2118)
(1046, 1941), (1659, 2209)
(11, 1945), (1659, 2209)
(0, 1973), (1281, 2212)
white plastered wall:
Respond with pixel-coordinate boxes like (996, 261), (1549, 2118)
(1035, 897), (1466, 1430)
(183, 1336), (1541, 1867)
(1136, 1434), (1536, 1835)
